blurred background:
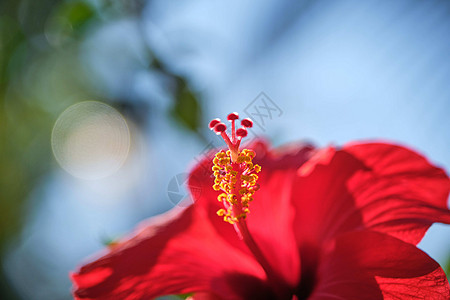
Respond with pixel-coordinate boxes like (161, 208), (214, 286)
(1, 0), (450, 299)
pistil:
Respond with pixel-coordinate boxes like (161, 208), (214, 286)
(210, 113), (286, 291)
(210, 113), (259, 224)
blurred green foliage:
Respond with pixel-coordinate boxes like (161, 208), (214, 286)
(171, 78), (202, 133)
(446, 256), (450, 279)
(0, 2), (100, 297)
(0, 0), (96, 253)
(149, 51), (203, 135)
(0, 0), (203, 298)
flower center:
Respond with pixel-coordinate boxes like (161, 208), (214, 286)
(209, 113), (261, 224)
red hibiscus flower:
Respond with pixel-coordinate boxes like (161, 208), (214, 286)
(71, 113), (450, 299)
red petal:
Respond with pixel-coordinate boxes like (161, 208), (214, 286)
(72, 206), (266, 299)
(343, 142), (450, 244)
(292, 142), (450, 247)
(309, 231), (450, 299)
(293, 147), (370, 246)
(188, 139), (314, 289)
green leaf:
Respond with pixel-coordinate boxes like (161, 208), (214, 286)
(171, 79), (202, 132)
(175, 293), (193, 299)
(64, 1), (96, 32)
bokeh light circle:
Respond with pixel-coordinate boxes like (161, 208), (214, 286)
(51, 101), (130, 180)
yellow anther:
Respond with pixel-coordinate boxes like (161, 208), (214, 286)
(240, 175), (251, 181)
(219, 158), (230, 165)
(217, 209), (226, 216)
(239, 188), (248, 195)
(216, 152), (226, 158)
(236, 156), (245, 163)
(212, 148), (261, 225)
(227, 194), (237, 204)
(217, 193), (227, 202)
(225, 217), (235, 224)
